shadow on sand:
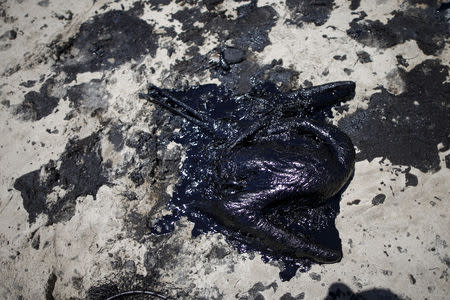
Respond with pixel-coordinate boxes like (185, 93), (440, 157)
(324, 282), (404, 300)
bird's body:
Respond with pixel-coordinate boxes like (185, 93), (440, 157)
(140, 81), (356, 264)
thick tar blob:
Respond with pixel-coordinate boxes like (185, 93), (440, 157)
(141, 81), (356, 280)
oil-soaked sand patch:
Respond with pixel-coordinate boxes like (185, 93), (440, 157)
(339, 59), (449, 172)
(14, 133), (108, 224)
(172, 1), (277, 52)
(56, 9), (159, 81)
(347, 5), (449, 56)
(286, 0), (335, 26)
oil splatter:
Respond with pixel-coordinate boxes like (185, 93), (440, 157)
(405, 172), (418, 187)
(349, 0), (360, 11)
(16, 78), (59, 120)
(372, 194), (386, 206)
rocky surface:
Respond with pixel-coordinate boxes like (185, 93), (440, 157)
(0, 0), (449, 299)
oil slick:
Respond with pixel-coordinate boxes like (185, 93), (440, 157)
(141, 81), (356, 280)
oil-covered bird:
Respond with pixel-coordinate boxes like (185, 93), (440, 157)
(139, 80), (356, 265)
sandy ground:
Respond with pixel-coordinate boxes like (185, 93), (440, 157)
(0, 0), (449, 299)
